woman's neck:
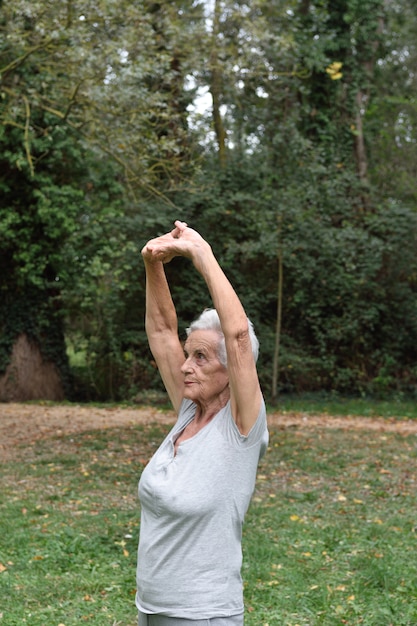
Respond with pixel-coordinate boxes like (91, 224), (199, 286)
(194, 388), (230, 424)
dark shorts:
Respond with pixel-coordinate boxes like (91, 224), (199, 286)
(138, 612), (244, 626)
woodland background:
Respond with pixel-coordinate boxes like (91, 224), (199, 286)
(1, 0), (417, 403)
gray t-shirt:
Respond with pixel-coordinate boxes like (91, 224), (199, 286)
(136, 398), (268, 619)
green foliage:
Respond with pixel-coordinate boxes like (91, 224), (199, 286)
(158, 135), (417, 398)
(366, 0), (417, 205)
(276, 202), (417, 394)
(0, 83), (89, 381)
(0, 0), (205, 194)
(60, 185), (159, 401)
(0, 0), (204, 395)
(1, 0), (417, 399)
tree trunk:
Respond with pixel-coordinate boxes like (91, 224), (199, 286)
(272, 228), (283, 402)
(354, 10), (385, 208)
(0, 334), (65, 401)
(209, 0), (227, 167)
(354, 90), (369, 186)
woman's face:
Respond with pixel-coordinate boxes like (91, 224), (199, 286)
(181, 330), (229, 406)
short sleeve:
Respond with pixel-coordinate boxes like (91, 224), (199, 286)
(217, 397), (269, 456)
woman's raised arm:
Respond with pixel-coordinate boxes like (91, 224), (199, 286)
(141, 237), (185, 413)
(184, 227), (262, 435)
(145, 221), (262, 434)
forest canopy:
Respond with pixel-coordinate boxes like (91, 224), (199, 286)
(1, 0), (416, 402)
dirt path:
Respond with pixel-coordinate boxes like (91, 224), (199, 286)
(1, 402), (416, 462)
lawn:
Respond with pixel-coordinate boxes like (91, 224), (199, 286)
(1, 411), (416, 626)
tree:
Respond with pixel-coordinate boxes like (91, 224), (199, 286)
(0, 0), (205, 399)
(2, 0), (416, 400)
(0, 4), (85, 396)
(367, 0), (417, 207)
(185, 0), (417, 397)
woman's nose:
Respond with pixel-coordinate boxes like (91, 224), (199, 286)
(181, 356), (193, 373)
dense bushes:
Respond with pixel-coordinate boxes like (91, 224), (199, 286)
(2, 0), (417, 401)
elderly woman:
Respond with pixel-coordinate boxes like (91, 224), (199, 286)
(136, 221), (268, 626)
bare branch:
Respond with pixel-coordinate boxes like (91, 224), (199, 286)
(22, 95), (34, 177)
(0, 39), (53, 77)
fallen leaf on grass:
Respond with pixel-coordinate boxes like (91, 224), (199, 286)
(0, 563), (7, 573)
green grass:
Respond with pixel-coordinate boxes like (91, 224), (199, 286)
(270, 393), (417, 420)
(1, 412), (417, 625)
(244, 426), (417, 625)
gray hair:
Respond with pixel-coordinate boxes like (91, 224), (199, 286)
(186, 308), (259, 367)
